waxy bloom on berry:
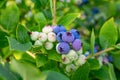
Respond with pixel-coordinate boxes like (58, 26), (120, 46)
(66, 64), (76, 73)
(70, 29), (80, 39)
(30, 31), (39, 41)
(62, 55), (71, 64)
(75, 55), (87, 66)
(67, 50), (78, 61)
(56, 42), (70, 54)
(62, 32), (75, 43)
(34, 40), (42, 46)
(72, 39), (82, 51)
(53, 25), (66, 34)
(42, 26), (53, 34)
(48, 32), (56, 42)
(45, 42), (53, 50)
(38, 32), (47, 42)
(56, 32), (65, 42)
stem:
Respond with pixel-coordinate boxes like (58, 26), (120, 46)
(52, 0), (56, 25)
(87, 47), (115, 59)
(26, 51), (36, 59)
(0, 25), (9, 34)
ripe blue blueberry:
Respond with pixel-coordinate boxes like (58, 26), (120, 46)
(56, 42), (70, 54)
(53, 25), (66, 34)
(82, 0), (89, 4)
(56, 32), (65, 42)
(92, 7), (99, 15)
(94, 46), (98, 54)
(70, 29), (80, 39)
(72, 39), (82, 51)
(62, 32), (75, 43)
(108, 55), (113, 62)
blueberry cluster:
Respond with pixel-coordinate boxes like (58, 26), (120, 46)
(53, 25), (87, 74)
(30, 25), (87, 74)
(30, 26), (56, 50)
(54, 25), (82, 54)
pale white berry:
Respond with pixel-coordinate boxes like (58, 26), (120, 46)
(56, 43), (60, 53)
(75, 0), (82, 5)
(15, 0), (22, 4)
(66, 64), (76, 73)
(98, 56), (103, 66)
(25, 11), (33, 18)
(38, 32), (47, 42)
(75, 55), (87, 66)
(34, 40), (42, 46)
(42, 26), (53, 34)
(45, 42), (53, 50)
(76, 48), (83, 55)
(84, 51), (90, 57)
(62, 55), (71, 64)
(30, 31), (39, 41)
(66, 50), (78, 61)
(48, 32), (56, 42)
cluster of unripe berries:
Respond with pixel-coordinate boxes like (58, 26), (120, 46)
(30, 26), (56, 50)
(30, 25), (87, 74)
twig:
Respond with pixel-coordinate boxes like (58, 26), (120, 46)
(87, 47), (115, 59)
(26, 51), (36, 59)
(52, 0), (56, 25)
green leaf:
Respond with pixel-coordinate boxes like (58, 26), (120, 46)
(90, 29), (95, 54)
(20, 52), (36, 65)
(0, 2), (20, 32)
(115, 70), (120, 80)
(36, 54), (48, 67)
(57, 13), (80, 26)
(99, 18), (118, 48)
(112, 53), (120, 70)
(88, 59), (100, 70)
(92, 63), (117, 80)
(10, 58), (41, 80)
(0, 31), (8, 48)
(16, 24), (30, 43)
(48, 49), (61, 62)
(40, 60), (59, 72)
(108, 63), (117, 80)
(34, 12), (47, 29)
(39, 70), (70, 80)
(71, 62), (90, 80)
(114, 44), (120, 49)
(0, 63), (19, 80)
(7, 37), (32, 52)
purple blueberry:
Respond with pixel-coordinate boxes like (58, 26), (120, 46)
(56, 32), (65, 42)
(62, 32), (75, 43)
(72, 39), (82, 51)
(53, 25), (66, 34)
(57, 42), (70, 54)
(70, 29), (80, 39)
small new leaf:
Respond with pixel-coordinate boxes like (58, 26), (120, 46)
(90, 29), (95, 55)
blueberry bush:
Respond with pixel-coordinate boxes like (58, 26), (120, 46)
(0, 0), (120, 80)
